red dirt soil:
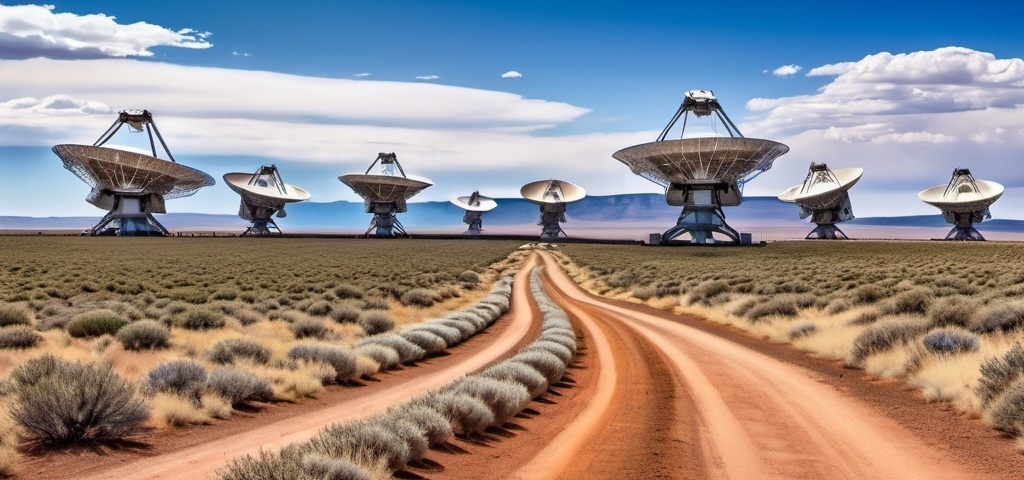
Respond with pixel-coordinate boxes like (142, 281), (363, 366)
(15, 250), (1024, 479)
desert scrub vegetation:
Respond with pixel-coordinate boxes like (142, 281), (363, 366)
(217, 269), (565, 479)
(560, 241), (1024, 441)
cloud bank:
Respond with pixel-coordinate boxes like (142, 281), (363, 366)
(0, 4), (212, 59)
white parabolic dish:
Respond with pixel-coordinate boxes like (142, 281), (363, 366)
(918, 179), (1004, 213)
(520, 179), (586, 205)
(612, 137), (790, 186)
(451, 194), (497, 212)
(778, 167), (864, 211)
(52, 144), (215, 200)
(338, 173), (433, 203)
(224, 172), (311, 208)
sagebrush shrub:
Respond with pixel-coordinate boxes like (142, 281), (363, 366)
(362, 335), (425, 364)
(115, 319), (171, 350)
(881, 287), (933, 315)
(457, 270), (480, 284)
(333, 284), (365, 300)
(211, 289), (239, 301)
(67, 309), (128, 338)
(434, 318), (476, 340)
(304, 300), (333, 316)
(987, 377), (1024, 434)
(389, 404), (453, 447)
(927, 296), (978, 328)
(303, 420), (411, 472)
(230, 308), (263, 326)
(207, 367), (274, 406)
(977, 344), (1024, 407)
(397, 330), (446, 355)
(512, 349), (566, 384)
(971, 301), (1024, 334)
(217, 446), (305, 480)
(146, 359), (209, 402)
(359, 311), (395, 335)
(479, 361), (549, 398)
(290, 318), (330, 339)
(0, 303), (32, 327)
(361, 298), (389, 311)
(287, 343), (357, 383)
(208, 338), (271, 365)
(848, 316), (931, 365)
(422, 391), (495, 436)
(0, 325), (42, 348)
(328, 305), (361, 324)
(173, 308), (226, 330)
(413, 323), (463, 347)
(922, 328), (980, 354)
(9, 355), (148, 445)
(300, 455), (371, 480)
(354, 343), (401, 370)
(852, 284), (888, 304)
(399, 289), (438, 308)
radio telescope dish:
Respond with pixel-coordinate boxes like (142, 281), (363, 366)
(613, 90), (789, 244)
(519, 179), (587, 239)
(450, 191), (497, 235)
(338, 152), (432, 237)
(918, 168), (1003, 241)
(52, 110), (215, 236)
(224, 165), (311, 235)
(778, 163), (863, 239)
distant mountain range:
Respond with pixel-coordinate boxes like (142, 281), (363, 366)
(3, 194), (1023, 235)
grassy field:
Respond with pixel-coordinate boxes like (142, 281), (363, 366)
(559, 240), (1024, 446)
(0, 236), (524, 477)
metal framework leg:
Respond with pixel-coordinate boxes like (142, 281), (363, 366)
(538, 212), (567, 240)
(663, 206), (740, 244)
(366, 213), (408, 237)
(243, 218), (281, 236)
(806, 223), (848, 240)
(89, 211), (168, 236)
(945, 225), (985, 241)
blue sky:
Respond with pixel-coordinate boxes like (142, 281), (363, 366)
(1, 1), (1023, 219)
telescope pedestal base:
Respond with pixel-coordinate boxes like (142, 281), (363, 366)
(806, 223), (848, 240)
(244, 218), (282, 236)
(945, 225), (986, 241)
(90, 195), (169, 236)
(366, 212), (408, 237)
(463, 212), (483, 235)
(664, 206), (739, 245)
(537, 205), (568, 240)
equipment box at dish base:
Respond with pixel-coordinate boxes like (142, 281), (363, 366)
(649, 233), (663, 245)
(740, 233), (752, 245)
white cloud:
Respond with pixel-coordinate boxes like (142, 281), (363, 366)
(0, 4), (212, 59)
(772, 64), (801, 77)
(501, 71), (522, 79)
(231, 51), (250, 57)
(415, 75), (440, 80)
(353, 73), (371, 77)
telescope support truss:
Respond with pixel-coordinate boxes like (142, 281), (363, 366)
(664, 205), (740, 244)
(944, 211), (987, 241)
(537, 203), (568, 240)
(89, 194), (169, 236)
(462, 211), (484, 235)
(364, 201), (408, 237)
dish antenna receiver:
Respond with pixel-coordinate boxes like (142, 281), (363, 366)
(918, 168), (1004, 241)
(778, 163), (863, 239)
(613, 90), (790, 244)
(52, 109), (215, 236)
(338, 152), (432, 237)
(450, 191), (497, 235)
(224, 165), (311, 235)
(520, 179), (586, 239)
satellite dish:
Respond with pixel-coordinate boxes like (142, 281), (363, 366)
(450, 191), (498, 235)
(778, 163), (863, 239)
(338, 152), (432, 237)
(519, 179), (586, 239)
(52, 110), (215, 236)
(612, 90), (789, 244)
(918, 168), (1004, 240)
(224, 165), (311, 235)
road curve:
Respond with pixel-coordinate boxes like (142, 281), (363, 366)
(21, 254), (543, 480)
(516, 252), (993, 480)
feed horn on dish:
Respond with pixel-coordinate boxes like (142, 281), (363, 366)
(450, 191), (498, 235)
(224, 165), (311, 235)
(520, 179), (586, 239)
(778, 163), (863, 239)
(613, 90), (790, 244)
(52, 109), (215, 236)
(338, 152), (432, 237)
(918, 168), (1004, 241)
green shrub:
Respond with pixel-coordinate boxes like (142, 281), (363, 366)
(359, 311), (395, 335)
(328, 305), (361, 324)
(0, 303), (32, 327)
(0, 325), (42, 348)
(922, 328), (980, 354)
(67, 309), (128, 338)
(977, 344), (1024, 407)
(173, 308), (226, 330)
(208, 338), (271, 365)
(207, 367), (274, 406)
(399, 289), (438, 308)
(145, 359), (209, 402)
(287, 343), (357, 383)
(9, 355), (148, 446)
(115, 320), (171, 350)
(848, 316), (931, 365)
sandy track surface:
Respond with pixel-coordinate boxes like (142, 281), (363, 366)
(428, 252), (1018, 479)
(18, 254), (542, 480)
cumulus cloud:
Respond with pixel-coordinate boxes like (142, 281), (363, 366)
(0, 4), (212, 60)
(771, 64), (802, 77)
(415, 75), (439, 80)
(501, 70), (522, 79)
(741, 47), (1024, 218)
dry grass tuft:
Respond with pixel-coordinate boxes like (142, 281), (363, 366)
(150, 392), (211, 428)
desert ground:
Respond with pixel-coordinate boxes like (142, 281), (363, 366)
(2, 237), (1024, 479)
